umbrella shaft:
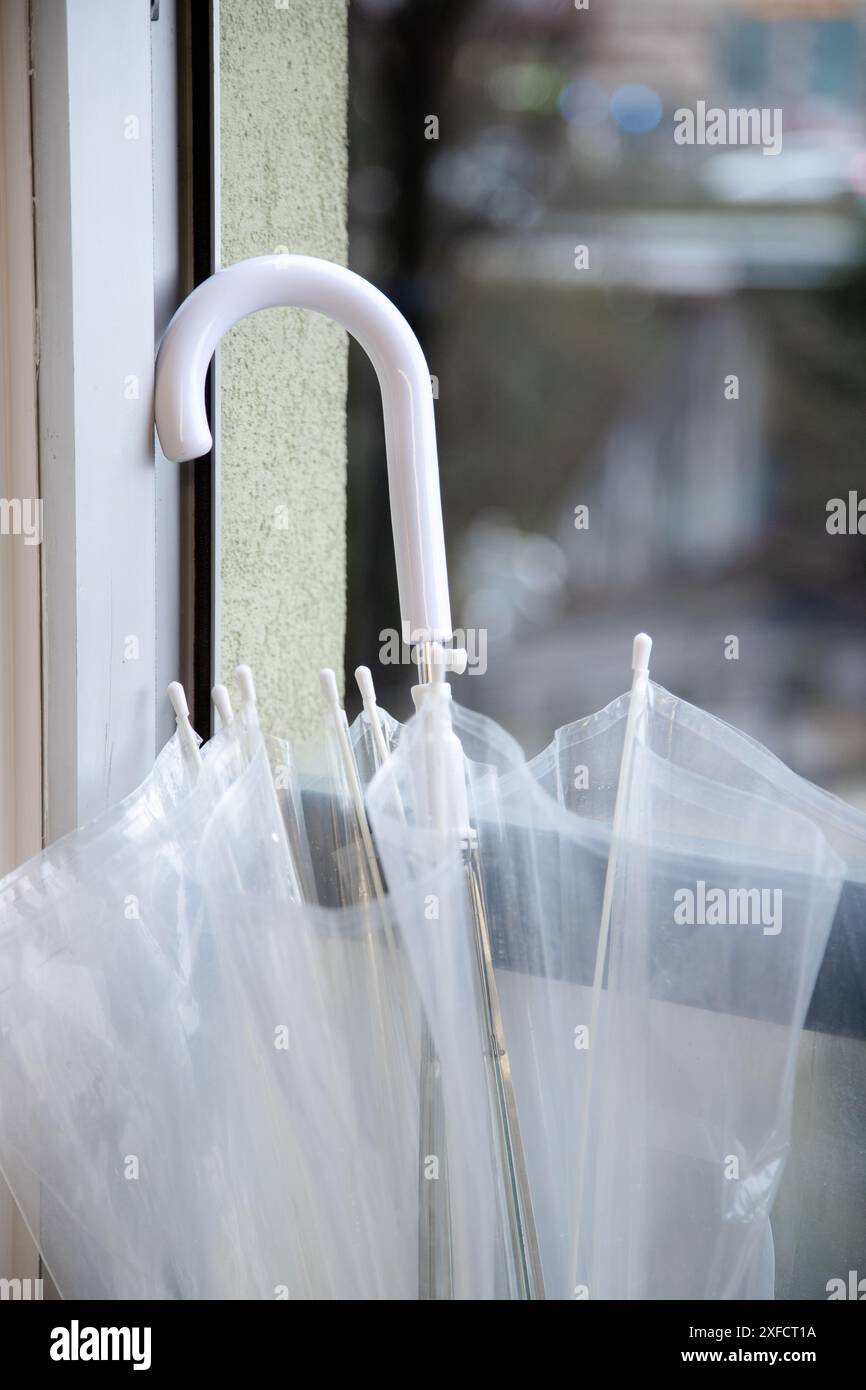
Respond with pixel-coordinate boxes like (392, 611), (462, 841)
(418, 1018), (454, 1298)
(465, 850), (546, 1300)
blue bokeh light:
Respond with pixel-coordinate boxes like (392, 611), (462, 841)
(609, 84), (663, 134)
(558, 78), (609, 129)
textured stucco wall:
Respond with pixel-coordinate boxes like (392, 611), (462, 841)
(219, 0), (348, 736)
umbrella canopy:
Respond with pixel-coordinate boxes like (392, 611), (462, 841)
(0, 717), (251, 1297)
(368, 654), (847, 1299)
(0, 688), (423, 1298)
(530, 661), (866, 1298)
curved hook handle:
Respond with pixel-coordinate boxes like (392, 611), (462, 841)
(154, 254), (452, 644)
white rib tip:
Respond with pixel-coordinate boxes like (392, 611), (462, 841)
(446, 647), (468, 676)
(235, 664), (256, 706)
(319, 667), (342, 709)
(167, 681), (202, 768)
(632, 633), (652, 674)
(167, 681), (190, 721)
(355, 665), (377, 706)
(212, 684), (234, 726)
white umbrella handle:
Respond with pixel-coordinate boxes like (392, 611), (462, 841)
(154, 253), (453, 646)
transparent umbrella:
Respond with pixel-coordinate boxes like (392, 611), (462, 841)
(528, 644), (866, 1295)
(0, 254), (531, 1300)
(0, 654), (423, 1298)
(154, 253), (539, 1298)
(368, 637), (849, 1300)
(0, 253), (858, 1302)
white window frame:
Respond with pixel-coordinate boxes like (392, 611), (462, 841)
(0, 0), (42, 1287)
(0, 0), (199, 1283)
(32, 0), (162, 836)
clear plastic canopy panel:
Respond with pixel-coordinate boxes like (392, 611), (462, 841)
(0, 709), (425, 1298)
(529, 681), (862, 1298)
(370, 692), (845, 1299)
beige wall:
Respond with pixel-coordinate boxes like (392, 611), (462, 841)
(219, 0), (348, 736)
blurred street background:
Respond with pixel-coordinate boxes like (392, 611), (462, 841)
(346, 3), (866, 1298)
(346, 0), (866, 815)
